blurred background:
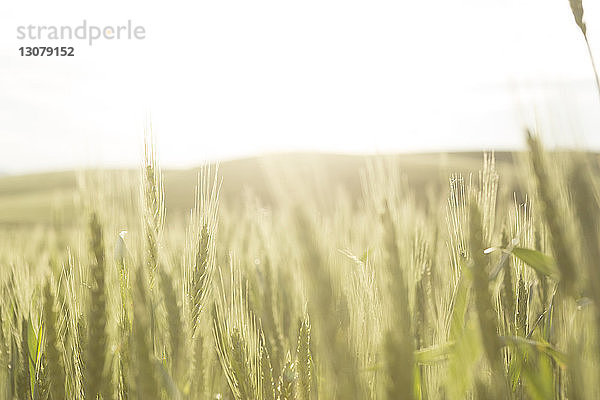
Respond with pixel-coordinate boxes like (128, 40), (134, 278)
(1, 0), (600, 174)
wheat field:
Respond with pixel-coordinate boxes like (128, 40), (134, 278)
(0, 132), (599, 400)
(2, 1), (600, 399)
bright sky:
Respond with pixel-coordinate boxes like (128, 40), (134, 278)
(1, 0), (600, 173)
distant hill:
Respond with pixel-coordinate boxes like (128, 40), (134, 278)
(0, 152), (522, 227)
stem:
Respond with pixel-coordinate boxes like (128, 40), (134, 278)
(584, 35), (600, 98)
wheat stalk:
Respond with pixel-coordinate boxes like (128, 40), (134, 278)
(43, 279), (65, 400)
(85, 213), (110, 399)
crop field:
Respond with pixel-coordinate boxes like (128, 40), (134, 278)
(0, 135), (599, 399)
(2, 1), (600, 399)
(0, 153), (517, 227)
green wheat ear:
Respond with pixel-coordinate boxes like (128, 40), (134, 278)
(0, 305), (8, 399)
(158, 269), (183, 377)
(569, 0), (586, 36)
(190, 223), (211, 330)
(260, 331), (275, 400)
(526, 131), (578, 297)
(17, 318), (31, 400)
(213, 260), (262, 400)
(230, 328), (256, 399)
(381, 201), (414, 400)
(277, 351), (296, 400)
(132, 268), (161, 400)
(499, 230), (516, 335)
(295, 315), (312, 400)
(142, 130), (165, 290)
(468, 200), (507, 398)
(85, 212), (110, 400)
(43, 279), (65, 400)
(567, 0), (600, 96)
(294, 208), (367, 398)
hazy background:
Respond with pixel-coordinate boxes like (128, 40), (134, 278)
(1, 0), (600, 174)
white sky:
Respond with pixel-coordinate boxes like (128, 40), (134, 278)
(1, 0), (600, 173)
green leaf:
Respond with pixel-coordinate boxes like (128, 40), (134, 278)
(155, 359), (182, 400)
(507, 337), (555, 400)
(522, 355), (554, 400)
(27, 318), (37, 397)
(449, 271), (469, 338)
(500, 335), (567, 367)
(507, 352), (523, 392)
(27, 318), (38, 364)
(413, 364), (422, 399)
(35, 323), (43, 366)
(512, 248), (559, 279)
(415, 341), (455, 364)
(27, 317), (44, 398)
